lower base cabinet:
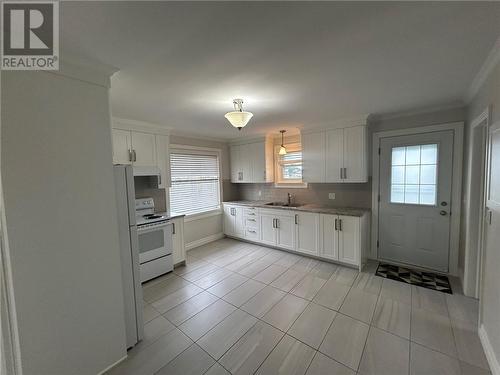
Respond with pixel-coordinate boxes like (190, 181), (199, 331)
(223, 204), (369, 270)
(172, 216), (186, 266)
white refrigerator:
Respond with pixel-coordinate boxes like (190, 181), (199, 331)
(114, 165), (144, 348)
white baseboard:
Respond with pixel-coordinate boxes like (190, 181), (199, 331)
(479, 324), (500, 375)
(186, 232), (224, 251)
(97, 354), (128, 375)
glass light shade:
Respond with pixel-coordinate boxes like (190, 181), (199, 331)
(279, 145), (287, 155)
(224, 111), (253, 129)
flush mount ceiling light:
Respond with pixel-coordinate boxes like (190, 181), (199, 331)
(224, 98), (253, 130)
(279, 130), (287, 155)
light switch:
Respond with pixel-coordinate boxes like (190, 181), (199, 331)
(328, 193), (335, 200)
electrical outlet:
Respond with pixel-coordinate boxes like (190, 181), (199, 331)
(258, 190), (262, 197)
(328, 193), (336, 200)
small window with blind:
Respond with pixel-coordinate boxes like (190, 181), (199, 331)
(275, 143), (306, 187)
(169, 150), (221, 216)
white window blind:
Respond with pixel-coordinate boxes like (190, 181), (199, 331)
(169, 152), (221, 215)
(276, 143), (303, 183)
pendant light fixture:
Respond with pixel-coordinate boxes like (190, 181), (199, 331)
(224, 98), (253, 130)
(279, 130), (287, 155)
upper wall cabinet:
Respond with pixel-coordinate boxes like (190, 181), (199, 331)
(302, 125), (367, 183)
(112, 129), (157, 166)
(230, 136), (274, 183)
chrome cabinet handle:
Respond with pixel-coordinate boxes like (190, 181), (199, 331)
(334, 218), (338, 231)
(172, 222), (176, 234)
(248, 230), (256, 233)
(248, 218), (256, 222)
(128, 149), (133, 162)
(272, 218), (275, 228)
(340, 167), (343, 179)
(295, 214), (298, 225)
(275, 218), (280, 229)
(339, 219), (342, 231)
(133, 150), (137, 162)
(158, 173), (162, 186)
(344, 168), (347, 179)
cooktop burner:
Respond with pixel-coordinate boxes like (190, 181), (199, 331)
(143, 214), (162, 219)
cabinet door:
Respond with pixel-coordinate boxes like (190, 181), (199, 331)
(343, 126), (367, 182)
(251, 142), (266, 183)
(223, 205), (235, 236)
(233, 206), (245, 238)
(295, 212), (320, 255)
(302, 132), (326, 182)
(338, 215), (360, 266)
(276, 215), (295, 251)
(239, 143), (253, 182)
(325, 129), (344, 183)
(155, 135), (169, 188)
(230, 145), (241, 183)
(172, 217), (185, 265)
(320, 214), (339, 260)
(131, 131), (157, 167)
(259, 213), (276, 246)
(112, 129), (132, 164)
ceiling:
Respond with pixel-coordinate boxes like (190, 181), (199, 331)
(61, 2), (500, 140)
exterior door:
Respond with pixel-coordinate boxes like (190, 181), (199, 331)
(378, 130), (454, 272)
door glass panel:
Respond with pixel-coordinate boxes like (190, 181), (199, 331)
(390, 144), (438, 205)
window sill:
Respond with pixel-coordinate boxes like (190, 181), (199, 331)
(273, 182), (308, 189)
(184, 209), (222, 223)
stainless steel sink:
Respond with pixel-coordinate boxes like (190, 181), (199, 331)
(264, 202), (300, 208)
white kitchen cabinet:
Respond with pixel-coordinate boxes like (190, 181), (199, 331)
(223, 204), (244, 238)
(230, 137), (274, 183)
(112, 129), (132, 164)
(171, 216), (186, 266)
(155, 134), (170, 188)
(132, 131), (157, 167)
(325, 129), (344, 183)
(259, 212), (276, 246)
(302, 131), (326, 183)
(294, 212), (320, 256)
(302, 125), (367, 183)
(320, 214), (339, 260)
(275, 214), (295, 251)
(257, 209), (296, 250)
(338, 215), (360, 266)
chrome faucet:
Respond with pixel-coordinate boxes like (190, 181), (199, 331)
(287, 193), (293, 206)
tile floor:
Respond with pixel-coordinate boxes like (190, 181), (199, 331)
(107, 238), (491, 375)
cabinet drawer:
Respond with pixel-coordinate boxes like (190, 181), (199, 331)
(245, 228), (259, 241)
(244, 207), (257, 216)
(245, 217), (258, 228)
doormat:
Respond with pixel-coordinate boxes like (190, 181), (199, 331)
(375, 263), (452, 294)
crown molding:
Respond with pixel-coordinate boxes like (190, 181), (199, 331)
(370, 102), (465, 123)
(464, 35), (500, 104)
(169, 130), (230, 143)
(48, 55), (119, 88)
(112, 116), (172, 135)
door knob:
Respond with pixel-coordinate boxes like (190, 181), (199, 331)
(440, 210), (447, 216)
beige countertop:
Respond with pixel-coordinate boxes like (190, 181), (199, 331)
(223, 201), (370, 217)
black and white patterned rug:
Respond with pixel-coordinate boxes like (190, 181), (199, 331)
(375, 263), (452, 294)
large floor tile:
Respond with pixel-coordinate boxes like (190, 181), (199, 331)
(319, 313), (369, 371)
(291, 257), (319, 273)
(256, 335), (315, 375)
(372, 296), (411, 339)
(410, 342), (461, 375)
(288, 302), (336, 349)
(181, 263), (221, 282)
(225, 250), (267, 272)
(446, 294), (479, 326)
(329, 267), (358, 286)
(358, 327), (409, 375)
(274, 253), (302, 268)
(290, 275), (327, 300)
(306, 352), (354, 375)
(155, 343), (215, 375)
(270, 268), (306, 292)
(223, 279), (266, 307)
(163, 291), (219, 326)
(178, 299), (236, 341)
(411, 307), (457, 357)
(207, 272), (249, 297)
(238, 258), (275, 277)
(379, 278), (411, 305)
(241, 285), (286, 318)
(219, 321), (284, 375)
(459, 361), (492, 375)
(143, 275), (190, 303)
(143, 302), (160, 324)
(192, 268), (233, 289)
(351, 273), (382, 295)
(131, 315), (175, 353)
(151, 283), (203, 313)
(412, 285), (448, 316)
(339, 288), (378, 323)
(205, 363), (231, 375)
(174, 258), (210, 276)
(253, 264), (288, 284)
(107, 328), (192, 375)
(197, 309), (257, 359)
(452, 317), (489, 370)
(309, 261), (338, 280)
(262, 293), (309, 332)
(312, 279), (350, 310)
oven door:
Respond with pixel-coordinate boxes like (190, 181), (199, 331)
(137, 222), (173, 264)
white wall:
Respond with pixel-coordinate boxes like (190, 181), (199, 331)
(467, 59), (500, 371)
(1, 67), (127, 374)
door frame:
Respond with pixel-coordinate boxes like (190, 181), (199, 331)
(371, 122), (464, 276)
(463, 107), (490, 297)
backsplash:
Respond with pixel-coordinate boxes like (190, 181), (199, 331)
(135, 188), (167, 213)
(236, 181), (372, 208)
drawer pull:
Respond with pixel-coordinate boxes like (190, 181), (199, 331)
(248, 230), (256, 233)
(248, 218), (256, 222)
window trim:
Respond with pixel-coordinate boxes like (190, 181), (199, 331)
(274, 142), (307, 188)
(169, 145), (223, 218)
